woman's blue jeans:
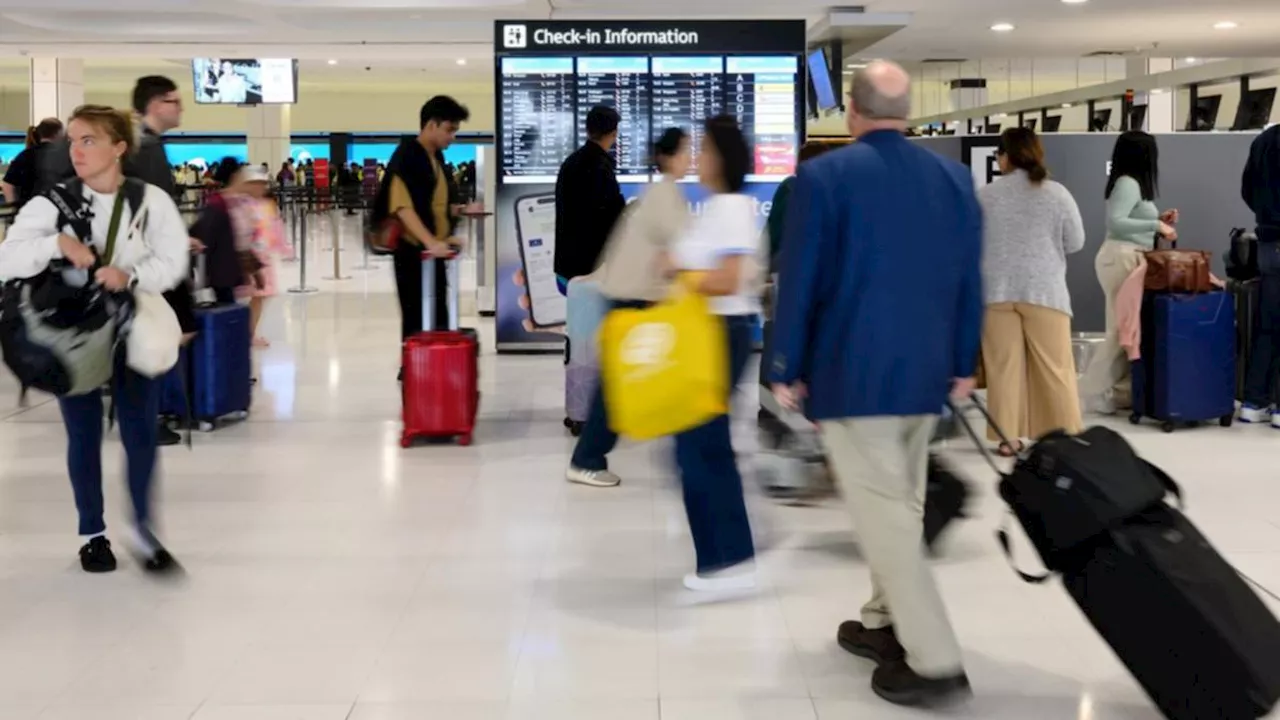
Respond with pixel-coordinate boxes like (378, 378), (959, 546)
(675, 314), (756, 574)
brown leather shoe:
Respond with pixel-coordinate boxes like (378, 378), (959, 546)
(837, 621), (905, 665)
(872, 660), (971, 707)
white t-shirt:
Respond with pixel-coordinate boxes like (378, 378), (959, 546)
(672, 193), (761, 316)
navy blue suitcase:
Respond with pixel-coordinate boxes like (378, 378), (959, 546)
(1130, 291), (1236, 432)
(188, 304), (252, 428)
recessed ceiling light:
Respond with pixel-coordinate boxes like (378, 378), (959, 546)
(1151, 88), (1166, 94)
(1062, 103), (1073, 108)
(990, 22), (1015, 32)
(1184, 57), (1198, 62)
(456, 58), (467, 66)
(847, 63), (867, 69)
(1213, 20), (1238, 30)
(327, 59), (337, 65)
(1061, 0), (1088, 4)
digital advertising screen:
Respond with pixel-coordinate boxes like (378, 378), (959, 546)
(192, 58), (298, 105)
(492, 19), (806, 351)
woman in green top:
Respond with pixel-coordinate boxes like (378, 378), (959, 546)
(1081, 131), (1179, 414)
(766, 141), (835, 272)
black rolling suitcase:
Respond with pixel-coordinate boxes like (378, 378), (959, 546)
(956, 396), (1280, 720)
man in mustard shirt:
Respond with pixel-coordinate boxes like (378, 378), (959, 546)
(380, 96), (471, 349)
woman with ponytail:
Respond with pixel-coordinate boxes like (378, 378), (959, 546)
(2, 117), (63, 207)
(977, 126), (1086, 453)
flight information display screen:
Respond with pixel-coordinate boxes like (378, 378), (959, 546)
(497, 53), (800, 183)
(575, 57), (651, 180)
(499, 57), (577, 180)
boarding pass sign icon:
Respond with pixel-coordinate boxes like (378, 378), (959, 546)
(504, 25), (527, 49)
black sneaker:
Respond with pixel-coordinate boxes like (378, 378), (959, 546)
(837, 621), (905, 665)
(131, 527), (182, 576)
(79, 536), (118, 573)
(871, 660), (971, 707)
(157, 423), (182, 447)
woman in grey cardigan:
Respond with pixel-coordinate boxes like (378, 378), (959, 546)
(978, 128), (1085, 453)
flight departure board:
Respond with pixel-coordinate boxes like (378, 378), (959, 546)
(499, 57), (577, 179)
(497, 53), (800, 183)
(575, 57), (651, 179)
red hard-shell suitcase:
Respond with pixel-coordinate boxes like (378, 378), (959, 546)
(401, 331), (478, 447)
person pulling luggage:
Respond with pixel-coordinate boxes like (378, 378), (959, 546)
(1239, 124), (1280, 426)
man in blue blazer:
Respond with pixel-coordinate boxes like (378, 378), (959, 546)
(769, 61), (982, 707)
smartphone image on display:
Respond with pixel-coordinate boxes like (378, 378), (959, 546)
(514, 193), (567, 328)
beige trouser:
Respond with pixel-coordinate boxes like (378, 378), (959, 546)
(1081, 240), (1146, 402)
(820, 416), (964, 677)
(982, 303), (1084, 441)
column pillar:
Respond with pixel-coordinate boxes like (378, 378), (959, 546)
(1146, 58), (1175, 133)
(247, 104), (291, 166)
(29, 58), (84, 124)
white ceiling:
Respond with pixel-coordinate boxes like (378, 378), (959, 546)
(0, 0), (1276, 68)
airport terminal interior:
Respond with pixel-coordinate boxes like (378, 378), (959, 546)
(2, 0), (1280, 718)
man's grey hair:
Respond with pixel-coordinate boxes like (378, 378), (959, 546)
(849, 68), (912, 120)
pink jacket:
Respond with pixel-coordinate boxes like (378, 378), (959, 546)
(1116, 259), (1147, 361)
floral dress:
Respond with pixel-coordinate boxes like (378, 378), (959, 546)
(229, 196), (290, 298)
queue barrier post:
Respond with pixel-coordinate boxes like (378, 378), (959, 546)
(287, 208), (320, 294)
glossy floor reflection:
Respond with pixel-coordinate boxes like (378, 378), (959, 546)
(0, 289), (1277, 720)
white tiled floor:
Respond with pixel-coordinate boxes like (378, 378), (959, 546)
(1, 280), (1278, 720)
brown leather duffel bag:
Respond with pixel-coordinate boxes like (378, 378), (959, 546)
(1145, 239), (1213, 293)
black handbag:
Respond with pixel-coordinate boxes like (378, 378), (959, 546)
(1225, 228), (1260, 281)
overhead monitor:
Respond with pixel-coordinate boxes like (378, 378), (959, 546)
(806, 48), (838, 113)
(1232, 87), (1276, 131)
(192, 58), (298, 105)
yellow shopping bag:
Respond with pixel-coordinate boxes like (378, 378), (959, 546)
(599, 277), (728, 441)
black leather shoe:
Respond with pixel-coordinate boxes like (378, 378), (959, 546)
(79, 536), (118, 573)
(871, 660), (971, 707)
(837, 621), (905, 665)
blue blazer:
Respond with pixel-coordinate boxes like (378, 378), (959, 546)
(768, 130), (984, 420)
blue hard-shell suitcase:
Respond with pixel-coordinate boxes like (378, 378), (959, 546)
(189, 304), (252, 428)
(1130, 291), (1236, 432)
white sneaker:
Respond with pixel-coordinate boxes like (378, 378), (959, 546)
(1271, 413), (1280, 430)
(682, 563), (758, 593)
(1239, 404), (1273, 424)
(566, 466), (621, 487)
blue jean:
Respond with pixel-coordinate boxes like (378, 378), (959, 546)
(57, 357), (162, 536)
(570, 298), (652, 472)
(676, 314), (757, 573)
(1245, 242), (1280, 407)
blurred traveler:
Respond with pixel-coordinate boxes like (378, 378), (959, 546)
(565, 127), (692, 488)
(770, 61), (979, 706)
(1080, 131), (1178, 415)
(190, 158), (248, 304)
(1, 118), (64, 208)
(670, 116), (759, 593)
(230, 165), (288, 346)
(978, 127), (1085, 452)
(375, 96), (469, 356)
(1240, 124), (1280, 425)
(765, 140), (833, 273)
(554, 105), (625, 286)
(0, 105), (189, 573)
(277, 160), (295, 187)
(129, 74), (198, 447)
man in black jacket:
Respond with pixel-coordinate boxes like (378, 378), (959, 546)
(1241, 125), (1280, 425)
(128, 75), (197, 446)
(553, 106), (625, 284)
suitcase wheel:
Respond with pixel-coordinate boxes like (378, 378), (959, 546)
(198, 421), (215, 433)
(457, 433), (473, 446)
(399, 434), (414, 449)
(1129, 413), (1141, 425)
(567, 421), (584, 437)
(1219, 414), (1234, 428)
(1160, 421), (1176, 434)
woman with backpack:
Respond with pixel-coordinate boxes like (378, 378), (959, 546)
(0, 105), (189, 574)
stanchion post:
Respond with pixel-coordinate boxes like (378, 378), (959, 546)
(323, 207), (352, 281)
(288, 209), (319, 294)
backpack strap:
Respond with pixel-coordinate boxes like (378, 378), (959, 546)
(45, 182), (92, 242)
(121, 177), (150, 237)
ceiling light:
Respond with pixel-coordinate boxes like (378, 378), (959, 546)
(1061, 0), (1088, 4)
(847, 63), (867, 69)
(1213, 20), (1238, 30)
(327, 59), (337, 65)
(1062, 103), (1073, 108)
(1151, 88), (1166, 94)
(1184, 57), (1198, 63)
(990, 22), (1015, 32)
(456, 58), (467, 66)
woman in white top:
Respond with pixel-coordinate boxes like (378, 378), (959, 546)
(0, 105), (189, 574)
(566, 127), (692, 488)
(671, 115), (760, 593)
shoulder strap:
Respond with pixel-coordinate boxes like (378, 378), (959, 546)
(46, 183), (92, 242)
